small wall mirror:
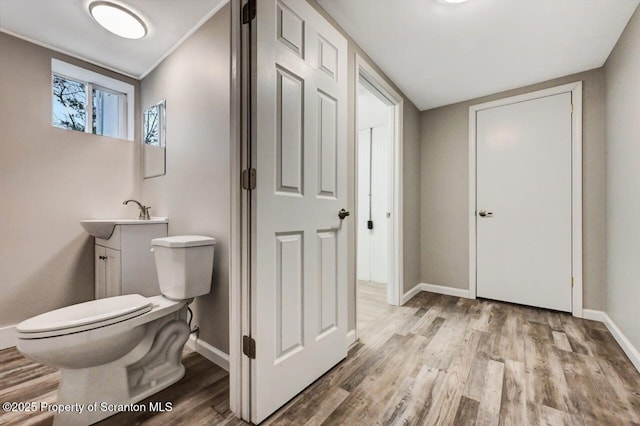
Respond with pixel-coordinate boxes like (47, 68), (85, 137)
(143, 100), (166, 178)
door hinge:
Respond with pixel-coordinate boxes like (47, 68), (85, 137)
(570, 103), (574, 114)
(571, 276), (574, 287)
(242, 168), (257, 190)
(242, 0), (256, 24)
(243, 335), (256, 359)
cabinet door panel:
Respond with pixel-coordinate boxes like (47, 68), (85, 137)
(105, 247), (122, 298)
(95, 245), (107, 299)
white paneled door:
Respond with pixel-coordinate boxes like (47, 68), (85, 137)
(357, 126), (390, 285)
(476, 92), (573, 312)
(251, 0), (348, 423)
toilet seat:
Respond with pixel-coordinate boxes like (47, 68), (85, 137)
(17, 294), (152, 339)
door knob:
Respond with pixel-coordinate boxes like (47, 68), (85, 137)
(338, 209), (351, 220)
(478, 210), (494, 217)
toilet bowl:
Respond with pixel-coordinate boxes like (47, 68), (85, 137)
(16, 235), (215, 426)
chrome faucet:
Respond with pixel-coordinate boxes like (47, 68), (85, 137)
(123, 199), (151, 220)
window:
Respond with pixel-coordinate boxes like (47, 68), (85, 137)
(92, 86), (125, 138)
(52, 75), (87, 132)
(51, 59), (134, 140)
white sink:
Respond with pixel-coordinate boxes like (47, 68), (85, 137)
(81, 217), (169, 239)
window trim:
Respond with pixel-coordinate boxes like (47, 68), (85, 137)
(51, 59), (134, 141)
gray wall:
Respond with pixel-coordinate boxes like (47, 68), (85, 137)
(403, 102), (422, 293)
(309, 1), (422, 331)
(0, 32), (141, 330)
(605, 6), (640, 350)
(140, 6), (230, 352)
(420, 68), (606, 310)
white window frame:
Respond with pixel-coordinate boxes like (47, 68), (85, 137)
(51, 58), (135, 141)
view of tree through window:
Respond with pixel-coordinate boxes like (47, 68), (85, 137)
(52, 73), (125, 138)
(144, 105), (161, 146)
(52, 75), (86, 131)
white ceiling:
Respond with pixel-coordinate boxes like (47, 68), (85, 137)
(318, 0), (640, 110)
(2, 1), (637, 105)
(0, 0), (225, 79)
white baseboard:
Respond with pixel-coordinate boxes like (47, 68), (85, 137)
(401, 284), (423, 304)
(601, 313), (640, 373)
(582, 309), (606, 322)
(346, 329), (357, 348)
(401, 283), (471, 305)
(186, 335), (230, 372)
(0, 325), (16, 350)
(420, 283), (471, 299)
(580, 309), (640, 373)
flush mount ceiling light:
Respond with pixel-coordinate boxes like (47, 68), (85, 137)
(89, 1), (147, 39)
(440, 0), (471, 3)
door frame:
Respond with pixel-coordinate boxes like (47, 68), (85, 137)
(354, 53), (404, 318)
(468, 81), (583, 317)
(229, 0), (250, 420)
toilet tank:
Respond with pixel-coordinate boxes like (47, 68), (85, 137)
(150, 236), (216, 300)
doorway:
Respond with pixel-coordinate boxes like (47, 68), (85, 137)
(469, 82), (583, 316)
(355, 56), (404, 338)
(356, 79), (393, 332)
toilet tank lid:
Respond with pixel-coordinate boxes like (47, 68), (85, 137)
(151, 235), (216, 248)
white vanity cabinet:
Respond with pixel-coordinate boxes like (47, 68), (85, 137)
(95, 245), (121, 298)
(94, 222), (168, 299)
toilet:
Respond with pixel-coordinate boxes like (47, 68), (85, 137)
(16, 235), (215, 426)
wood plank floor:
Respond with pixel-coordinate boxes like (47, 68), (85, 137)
(356, 280), (394, 333)
(0, 345), (242, 426)
(266, 289), (640, 425)
(2, 290), (640, 425)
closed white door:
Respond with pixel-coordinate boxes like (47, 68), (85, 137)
(476, 92), (572, 312)
(252, 0), (348, 423)
(369, 125), (390, 284)
(357, 129), (372, 281)
(356, 126), (390, 284)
